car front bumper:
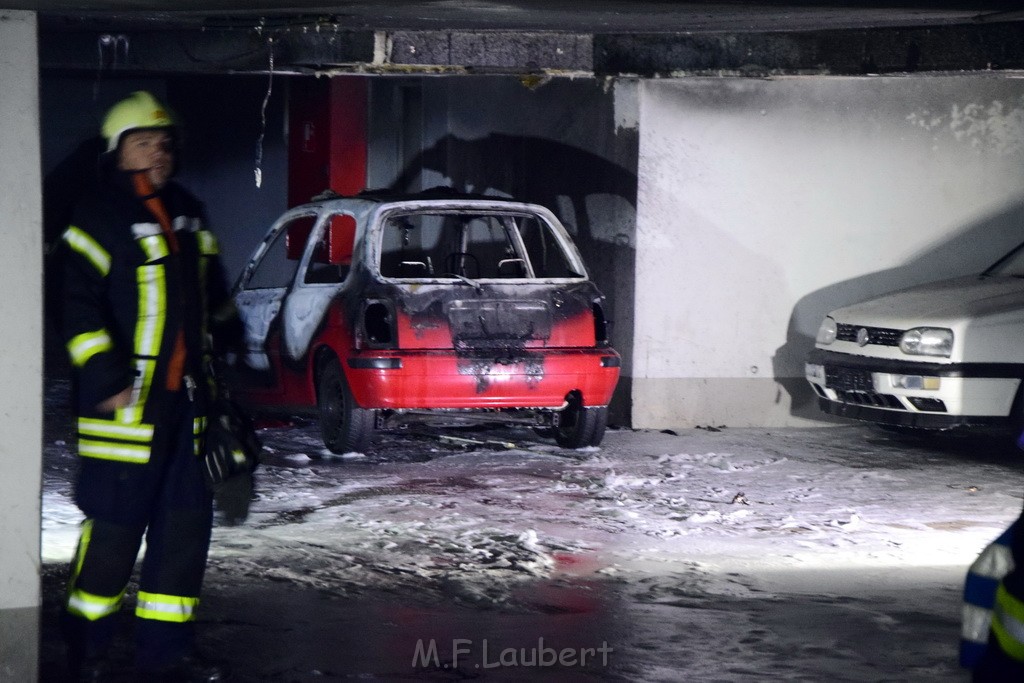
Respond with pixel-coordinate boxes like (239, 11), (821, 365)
(804, 348), (1024, 428)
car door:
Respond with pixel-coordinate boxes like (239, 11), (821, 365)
(231, 211), (318, 395)
(280, 212), (357, 362)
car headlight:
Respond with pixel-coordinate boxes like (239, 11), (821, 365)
(899, 327), (953, 357)
(816, 317), (837, 345)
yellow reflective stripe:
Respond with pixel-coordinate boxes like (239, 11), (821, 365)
(63, 226), (111, 276)
(197, 230), (219, 255)
(135, 265), (166, 358)
(193, 416), (207, 455)
(68, 519), (94, 591)
(199, 258), (210, 343)
(135, 592), (198, 623)
(78, 417), (154, 442)
(67, 588), (123, 622)
(137, 359), (156, 419)
(230, 448), (247, 467)
(78, 440), (151, 463)
(963, 602), (995, 645)
(120, 359), (156, 424)
(130, 222), (163, 239)
(196, 230), (214, 346)
(173, 216), (202, 234)
(993, 584), (1024, 660)
(65, 519), (128, 621)
(67, 329), (113, 367)
(973, 542), (1015, 580)
(138, 234), (169, 262)
(117, 405), (141, 425)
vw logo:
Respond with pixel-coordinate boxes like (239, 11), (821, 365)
(856, 328), (870, 346)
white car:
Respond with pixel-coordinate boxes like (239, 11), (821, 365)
(805, 243), (1024, 431)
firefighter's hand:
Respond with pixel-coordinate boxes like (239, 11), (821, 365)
(96, 386), (132, 412)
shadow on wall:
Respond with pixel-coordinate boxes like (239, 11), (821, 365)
(391, 133), (637, 216)
(774, 198), (1024, 422)
(390, 133), (639, 426)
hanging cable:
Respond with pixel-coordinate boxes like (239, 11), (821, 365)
(254, 36), (274, 188)
(93, 34), (129, 102)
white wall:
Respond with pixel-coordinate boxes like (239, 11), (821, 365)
(0, 10), (42, 682)
(635, 76), (1024, 428)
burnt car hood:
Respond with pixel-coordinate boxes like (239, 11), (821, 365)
(446, 298), (553, 345)
(368, 280), (601, 352)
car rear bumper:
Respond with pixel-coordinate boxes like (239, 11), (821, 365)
(804, 349), (1024, 427)
(346, 348), (621, 410)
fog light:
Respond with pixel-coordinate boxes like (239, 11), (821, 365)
(890, 374), (940, 390)
(805, 363), (825, 381)
(908, 397), (946, 412)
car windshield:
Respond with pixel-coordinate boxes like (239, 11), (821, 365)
(984, 240), (1024, 278)
(378, 210), (584, 280)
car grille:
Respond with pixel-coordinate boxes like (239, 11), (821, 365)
(834, 390), (904, 409)
(836, 323), (902, 347)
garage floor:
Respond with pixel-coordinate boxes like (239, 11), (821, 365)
(39, 378), (1021, 681)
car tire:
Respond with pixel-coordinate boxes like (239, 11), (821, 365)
(554, 392), (608, 448)
(316, 355), (374, 454)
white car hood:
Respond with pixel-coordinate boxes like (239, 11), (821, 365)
(830, 275), (1024, 326)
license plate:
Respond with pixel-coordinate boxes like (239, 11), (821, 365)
(825, 366), (873, 392)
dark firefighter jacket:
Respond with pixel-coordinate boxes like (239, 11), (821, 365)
(61, 163), (239, 465)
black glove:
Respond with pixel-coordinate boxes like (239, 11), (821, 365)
(203, 398), (261, 524)
(203, 398), (261, 488)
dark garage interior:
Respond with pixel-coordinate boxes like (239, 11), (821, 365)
(5, 1), (1024, 681)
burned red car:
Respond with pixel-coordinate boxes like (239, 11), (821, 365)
(227, 190), (621, 453)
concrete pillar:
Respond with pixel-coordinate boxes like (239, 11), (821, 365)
(0, 10), (42, 682)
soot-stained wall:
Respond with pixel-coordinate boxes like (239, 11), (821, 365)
(366, 76), (639, 425)
(635, 76), (1024, 428)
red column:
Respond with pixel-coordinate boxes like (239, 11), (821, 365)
(287, 76), (368, 207)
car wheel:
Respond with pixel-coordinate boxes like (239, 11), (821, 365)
(316, 355), (374, 453)
(554, 392), (608, 448)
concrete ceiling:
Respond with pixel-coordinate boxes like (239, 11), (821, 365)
(18, 1), (1020, 32)
(14, 1), (1024, 77)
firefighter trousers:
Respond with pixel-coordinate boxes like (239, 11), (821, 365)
(62, 389), (213, 670)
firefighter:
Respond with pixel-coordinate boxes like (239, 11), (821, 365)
(974, 501), (1024, 681)
(59, 90), (239, 681)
